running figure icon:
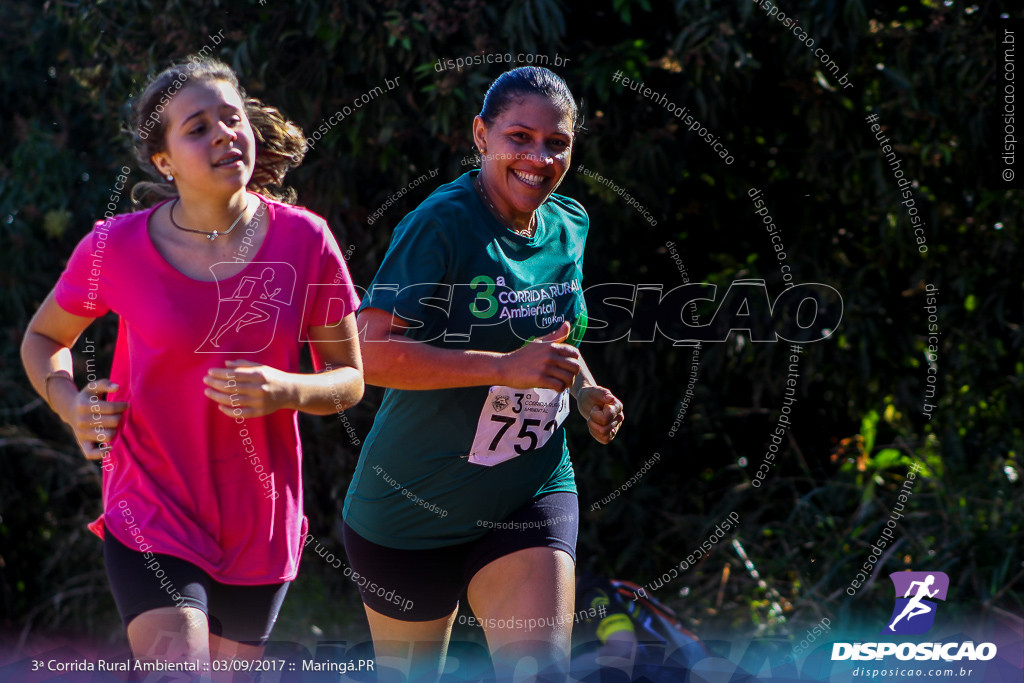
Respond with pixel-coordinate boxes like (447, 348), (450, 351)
(197, 262), (296, 354)
(882, 570), (949, 635)
(210, 268), (282, 347)
(888, 574), (939, 631)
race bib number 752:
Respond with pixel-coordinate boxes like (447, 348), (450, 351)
(468, 386), (570, 466)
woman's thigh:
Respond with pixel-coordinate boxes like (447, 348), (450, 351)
(342, 521), (471, 682)
(343, 492), (578, 680)
(341, 520), (470, 621)
(106, 531), (288, 659)
(105, 531), (213, 660)
(463, 492), (579, 680)
(467, 546), (576, 658)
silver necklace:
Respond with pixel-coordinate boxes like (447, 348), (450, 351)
(170, 196), (253, 241)
(475, 175), (536, 238)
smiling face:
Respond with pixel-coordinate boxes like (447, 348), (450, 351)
(472, 93), (574, 220)
(150, 79), (255, 200)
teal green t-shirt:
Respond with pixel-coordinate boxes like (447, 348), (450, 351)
(342, 170), (589, 549)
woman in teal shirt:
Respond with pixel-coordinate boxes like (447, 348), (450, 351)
(344, 66), (625, 682)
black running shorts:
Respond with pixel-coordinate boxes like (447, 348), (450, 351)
(342, 491), (578, 621)
(104, 531), (290, 644)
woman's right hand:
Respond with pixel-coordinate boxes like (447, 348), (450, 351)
(498, 322), (581, 392)
(55, 378), (128, 461)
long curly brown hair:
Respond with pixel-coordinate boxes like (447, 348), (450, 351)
(129, 57), (306, 206)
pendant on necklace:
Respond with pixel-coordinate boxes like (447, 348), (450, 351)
(208, 231), (218, 241)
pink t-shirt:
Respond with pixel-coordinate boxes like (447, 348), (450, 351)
(54, 195), (361, 584)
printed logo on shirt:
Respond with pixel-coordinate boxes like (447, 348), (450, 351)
(196, 262), (297, 353)
(469, 275), (582, 322)
(440, 274), (585, 346)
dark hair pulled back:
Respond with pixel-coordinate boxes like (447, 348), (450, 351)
(479, 66), (582, 133)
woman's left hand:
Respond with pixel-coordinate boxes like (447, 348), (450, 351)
(204, 360), (295, 418)
(577, 386), (624, 444)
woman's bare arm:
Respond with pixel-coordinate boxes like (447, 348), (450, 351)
(21, 290), (127, 458)
(357, 307), (582, 392)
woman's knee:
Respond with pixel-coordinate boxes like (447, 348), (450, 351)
(127, 606), (209, 659)
(490, 639), (570, 681)
(209, 633), (265, 662)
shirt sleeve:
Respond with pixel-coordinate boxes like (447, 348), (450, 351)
(358, 209), (451, 322)
(306, 221), (362, 329)
(54, 223), (112, 317)
(553, 196), (589, 347)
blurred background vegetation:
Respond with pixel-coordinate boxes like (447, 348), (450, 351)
(1, 0), (1020, 657)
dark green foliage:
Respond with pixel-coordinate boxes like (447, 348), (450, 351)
(1, 0), (1019, 644)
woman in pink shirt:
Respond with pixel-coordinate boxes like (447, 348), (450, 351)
(20, 57), (364, 669)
